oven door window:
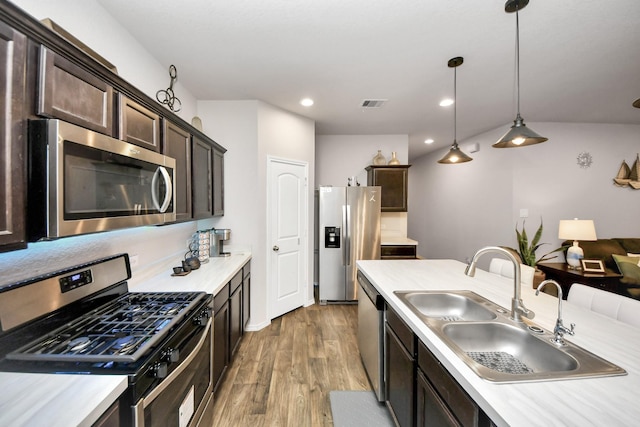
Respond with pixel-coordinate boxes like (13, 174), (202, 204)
(64, 140), (173, 219)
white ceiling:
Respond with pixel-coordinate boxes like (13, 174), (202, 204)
(97, 0), (640, 160)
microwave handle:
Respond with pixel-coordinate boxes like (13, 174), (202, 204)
(151, 166), (173, 213)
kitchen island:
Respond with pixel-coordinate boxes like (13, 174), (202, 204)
(0, 252), (250, 426)
(357, 259), (640, 427)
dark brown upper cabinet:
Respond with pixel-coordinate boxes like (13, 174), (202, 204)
(0, 21), (27, 252)
(37, 45), (113, 136)
(192, 136), (214, 219)
(164, 120), (192, 222)
(366, 165), (410, 212)
(213, 146), (224, 216)
(118, 94), (161, 152)
(192, 135), (225, 219)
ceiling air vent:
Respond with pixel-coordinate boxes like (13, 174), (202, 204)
(360, 99), (387, 108)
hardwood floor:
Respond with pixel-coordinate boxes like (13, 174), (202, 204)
(210, 303), (371, 426)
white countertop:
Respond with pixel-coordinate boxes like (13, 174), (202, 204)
(0, 373), (127, 427)
(357, 259), (640, 427)
(380, 236), (418, 246)
(0, 253), (251, 426)
(129, 252), (251, 294)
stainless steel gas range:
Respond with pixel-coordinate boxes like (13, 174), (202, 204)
(0, 254), (214, 427)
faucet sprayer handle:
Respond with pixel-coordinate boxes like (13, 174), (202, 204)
(516, 300), (535, 320)
(565, 323), (576, 336)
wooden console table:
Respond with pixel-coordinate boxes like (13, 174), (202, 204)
(537, 262), (624, 299)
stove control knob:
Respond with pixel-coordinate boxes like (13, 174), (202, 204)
(193, 308), (212, 325)
(162, 348), (179, 363)
(151, 362), (168, 379)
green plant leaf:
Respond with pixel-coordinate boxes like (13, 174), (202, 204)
(513, 218), (562, 267)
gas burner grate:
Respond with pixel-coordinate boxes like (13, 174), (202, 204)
(6, 291), (205, 363)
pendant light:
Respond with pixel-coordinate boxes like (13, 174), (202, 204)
(493, 0), (547, 148)
(438, 57), (472, 164)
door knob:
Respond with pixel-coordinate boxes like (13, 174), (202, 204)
(272, 245), (279, 252)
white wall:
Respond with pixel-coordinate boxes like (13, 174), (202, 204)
(408, 122), (640, 267)
(316, 135), (408, 187)
(196, 100), (315, 330)
(10, 0), (198, 121)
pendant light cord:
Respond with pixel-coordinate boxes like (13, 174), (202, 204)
(453, 65), (457, 143)
(515, 8), (521, 117)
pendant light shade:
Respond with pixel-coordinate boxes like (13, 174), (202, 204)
(493, 0), (547, 148)
(437, 141), (473, 164)
(438, 57), (472, 164)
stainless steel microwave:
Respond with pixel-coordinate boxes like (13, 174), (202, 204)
(28, 119), (176, 240)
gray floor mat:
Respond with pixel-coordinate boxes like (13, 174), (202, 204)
(329, 390), (394, 427)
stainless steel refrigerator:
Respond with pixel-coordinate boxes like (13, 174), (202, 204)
(318, 186), (381, 303)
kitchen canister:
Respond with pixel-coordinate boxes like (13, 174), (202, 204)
(190, 230), (210, 263)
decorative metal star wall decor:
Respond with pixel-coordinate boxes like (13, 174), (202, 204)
(577, 152), (593, 169)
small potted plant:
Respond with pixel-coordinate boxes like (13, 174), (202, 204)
(512, 219), (566, 286)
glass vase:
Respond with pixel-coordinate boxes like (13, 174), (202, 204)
(388, 152), (400, 165)
(372, 150), (386, 165)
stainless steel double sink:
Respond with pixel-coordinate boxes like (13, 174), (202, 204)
(395, 290), (626, 383)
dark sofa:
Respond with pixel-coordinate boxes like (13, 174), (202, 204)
(564, 238), (640, 299)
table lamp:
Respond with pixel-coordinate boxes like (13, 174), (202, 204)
(558, 219), (597, 269)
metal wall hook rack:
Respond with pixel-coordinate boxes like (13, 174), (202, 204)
(156, 64), (182, 112)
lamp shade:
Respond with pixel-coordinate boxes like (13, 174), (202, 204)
(437, 142), (473, 164)
(558, 219), (597, 241)
(492, 114), (548, 148)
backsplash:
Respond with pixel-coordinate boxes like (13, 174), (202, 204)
(0, 222), (198, 287)
(381, 212), (408, 238)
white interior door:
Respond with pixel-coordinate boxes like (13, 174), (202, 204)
(268, 158), (308, 319)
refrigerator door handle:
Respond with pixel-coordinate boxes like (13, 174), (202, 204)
(343, 204), (350, 266)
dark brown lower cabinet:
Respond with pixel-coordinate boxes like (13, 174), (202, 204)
(243, 267), (251, 330)
(385, 307), (416, 427)
(417, 340), (492, 427)
(381, 245), (417, 259)
(212, 262), (250, 393)
(91, 398), (119, 427)
(229, 271), (243, 357)
(213, 283), (229, 392)
(417, 369), (461, 427)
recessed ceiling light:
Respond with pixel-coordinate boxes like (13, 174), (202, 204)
(439, 98), (454, 107)
(424, 138), (434, 144)
(300, 98), (314, 107)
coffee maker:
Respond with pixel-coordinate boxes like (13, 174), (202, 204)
(210, 228), (231, 257)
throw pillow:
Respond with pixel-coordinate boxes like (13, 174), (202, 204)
(612, 254), (640, 285)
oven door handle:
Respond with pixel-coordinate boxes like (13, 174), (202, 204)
(151, 166), (173, 213)
(138, 318), (211, 408)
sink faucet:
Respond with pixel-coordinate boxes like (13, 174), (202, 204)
(464, 246), (535, 322)
(536, 280), (575, 346)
